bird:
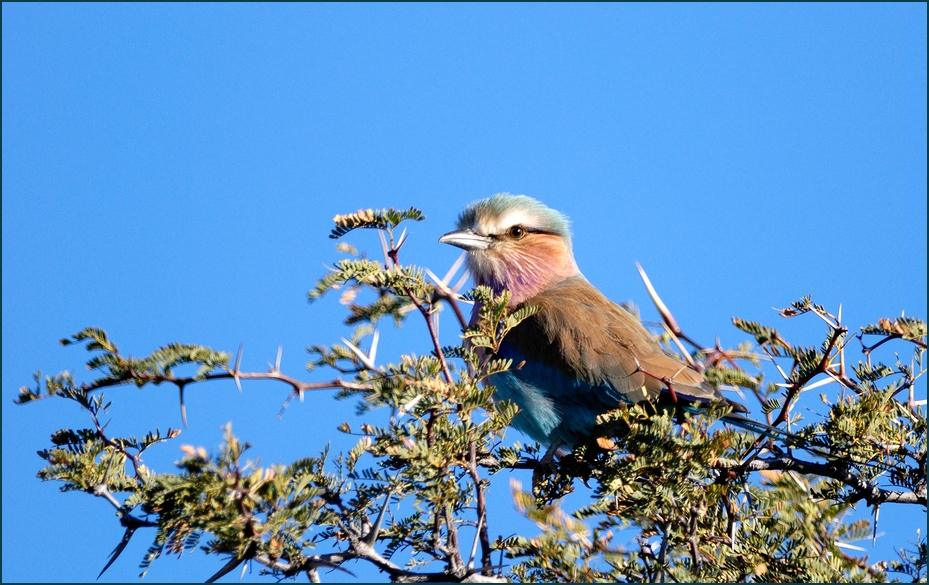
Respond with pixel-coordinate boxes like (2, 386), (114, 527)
(438, 193), (758, 449)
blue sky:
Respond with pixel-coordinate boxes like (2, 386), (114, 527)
(3, 3), (926, 582)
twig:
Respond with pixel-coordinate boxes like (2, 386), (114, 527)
(737, 457), (926, 506)
(443, 503), (466, 577)
(467, 441), (492, 573)
(772, 327), (849, 426)
(861, 332), (927, 354)
(688, 505), (702, 572)
(387, 233), (455, 384)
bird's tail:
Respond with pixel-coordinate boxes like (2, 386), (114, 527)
(720, 412), (894, 472)
(720, 413), (799, 441)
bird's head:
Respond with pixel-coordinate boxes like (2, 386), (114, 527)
(439, 193), (580, 305)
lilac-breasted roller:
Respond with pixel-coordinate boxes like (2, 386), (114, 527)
(439, 193), (753, 448)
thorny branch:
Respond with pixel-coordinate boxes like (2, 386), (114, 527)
(386, 230), (455, 384)
(772, 326), (848, 427)
(736, 457), (927, 506)
(467, 441), (493, 574)
(23, 211), (927, 582)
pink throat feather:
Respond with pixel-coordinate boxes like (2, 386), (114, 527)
(468, 238), (580, 306)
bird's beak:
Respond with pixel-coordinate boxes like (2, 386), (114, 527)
(438, 229), (492, 251)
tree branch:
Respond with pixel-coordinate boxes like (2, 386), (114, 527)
(739, 457), (927, 506)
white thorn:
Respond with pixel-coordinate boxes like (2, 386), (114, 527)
(835, 541), (867, 552)
(378, 230), (391, 267)
(811, 309), (837, 328)
(467, 513), (484, 568)
(442, 252), (467, 285)
(796, 376), (838, 393)
(425, 267), (455, 297)
(663, 323), (696, 368)
(368, 330), (380, 365)
(396, 394), (423, 420)
(772, 361), (791, 382)
(453, 270), (471, 294)
(234, 344), (244, 393)
(395, 227), (408, 251)
(635, 261), (681, 333)
(342, 337), (377, 371)
(787, 470), (808, 493)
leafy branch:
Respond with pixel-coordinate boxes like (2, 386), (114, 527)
(18, 206), (927, 582)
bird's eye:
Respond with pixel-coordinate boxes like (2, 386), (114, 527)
(507, 226), (527, 239)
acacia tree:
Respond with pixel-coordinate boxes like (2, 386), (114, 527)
(19, 207), (927, 583)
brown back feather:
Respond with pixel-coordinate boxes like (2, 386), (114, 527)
(505, 275), (725, 406)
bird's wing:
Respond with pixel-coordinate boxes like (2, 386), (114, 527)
(499, 275), (729, 410)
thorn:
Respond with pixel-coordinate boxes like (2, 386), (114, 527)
(275, 346), (283, 371)
(97, 525), (137, 579)
(837, 303), (842, 323)
(179, 387), (188, 430)
(368, 330), (379, 365)
(839, 340), (846, 379)
(772, 360), (791, 382)
(396, 394), (423, 420)
(796, 376), (838, 393)
(306, 560), (356, 578)
(729, 384), (747, 402)
(100, 453), (116, 484)
(378, 229), (391, 267)
(341, 337), (378, 371)
(810, 308), (837, 328)
(205, 554), (245, 583)
(395, 226), (409, 251)
(365, 488), (393, 547)
(872, 504), (880, 545)
(635, 261), (682, 335)
(453, 270), (471, 294)
(730, 512), (738, 553)
(277, 392), (296, 420)
(786, 470), (808, 493)
(663, 323), (697, 368)
(467, 513), (484, 568)
(442, 251), (467, 285)
(234, 344), (243, 393)
(425, 267), (455, 297)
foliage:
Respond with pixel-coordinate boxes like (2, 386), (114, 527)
(19, 206), (927, 582)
